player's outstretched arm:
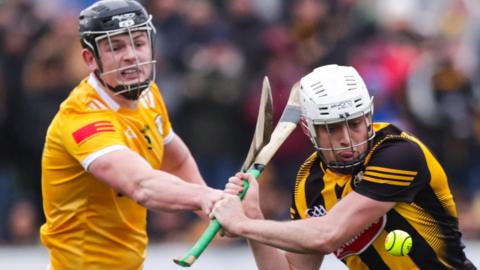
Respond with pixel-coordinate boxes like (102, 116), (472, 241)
(214, 189), (395, 255)
(218, 173), (324, 270)
(89, 148), (221, 214)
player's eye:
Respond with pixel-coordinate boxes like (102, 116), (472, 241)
(107, 43), (123, 52)
(348, 118), (362, 129)
(134, 41), (144, 48)
(328, 124), (341, 133)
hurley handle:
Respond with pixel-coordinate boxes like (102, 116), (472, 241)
(173, 167), (262, 267)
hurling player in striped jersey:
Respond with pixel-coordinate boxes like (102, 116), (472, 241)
(40, 1), (221, 269)
(213, 65), (476, 270)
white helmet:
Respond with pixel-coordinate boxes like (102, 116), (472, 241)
(299, 64), (375, 170)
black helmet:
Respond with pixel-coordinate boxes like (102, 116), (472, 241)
(79, 0), (157, 100)
(79, 0), (154, 58)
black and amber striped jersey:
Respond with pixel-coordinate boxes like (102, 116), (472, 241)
(290, 123), (476, 270)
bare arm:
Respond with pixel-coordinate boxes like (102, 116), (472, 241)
(218, 191), (394, 253)
(217, 173), (324, 270)
(88, 148), (221, 214)
(214, 175), (394, 270)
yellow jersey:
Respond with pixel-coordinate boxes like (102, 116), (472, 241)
(291, 123), (476, 270)
(40, 74), (173, 270)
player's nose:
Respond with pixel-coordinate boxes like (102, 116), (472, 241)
(122, 45), (137, 61)
(337, 125), (351, 146)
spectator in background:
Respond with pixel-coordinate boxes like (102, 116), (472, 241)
(172, 0), (249, 190)
(176, 39), (249, 189)
(403, 0), (480, 237)
(13, 10), (89, 230)
(146, 0), (187, 72)
(225, 0), (267, 76)
(0, 63), (15, 244)
(290, 0), (331, 67)
(407, 39), (476, 195)
(349, 30), (420, 128)
(431, 55), (474, 186)
(0, 0), (50, 244)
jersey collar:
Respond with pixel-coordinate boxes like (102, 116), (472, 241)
(87, 73), (120, 112)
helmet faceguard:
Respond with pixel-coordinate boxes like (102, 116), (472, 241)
(299, 65), (375, 172)
(79, 0), (157, 100)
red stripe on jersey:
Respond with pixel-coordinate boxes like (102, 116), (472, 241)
(72, 120), (115, 144)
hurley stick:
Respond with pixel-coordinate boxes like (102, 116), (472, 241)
(174, 77), (274, 267)
(174, 81), (301, 267)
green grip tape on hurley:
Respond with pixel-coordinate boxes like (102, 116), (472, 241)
(174, 167), (262, 267)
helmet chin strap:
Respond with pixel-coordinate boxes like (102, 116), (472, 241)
(319, 150), (366, 175)
(106, 81), (150, 100)
(94, 70), (149, 100)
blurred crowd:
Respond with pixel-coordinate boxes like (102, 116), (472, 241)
(1, 0), (480, 246)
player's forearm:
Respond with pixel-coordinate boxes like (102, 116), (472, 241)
(132, 170), (208, 211)
(89, 149), (216, 212)
(236, 218), (336, 254)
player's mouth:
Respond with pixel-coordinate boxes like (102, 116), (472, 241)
(120, 67), (143, 80)
(337, 150), (356, 161)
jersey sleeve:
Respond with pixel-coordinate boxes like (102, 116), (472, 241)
(61, 110), (127, 169)
(355, 138), (430, 203)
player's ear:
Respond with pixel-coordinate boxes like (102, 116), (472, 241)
(82, 49), (98, 72)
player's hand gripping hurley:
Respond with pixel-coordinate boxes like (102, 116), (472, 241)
(173, 79), (302, 267)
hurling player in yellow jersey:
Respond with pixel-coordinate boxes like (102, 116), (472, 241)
(212, 65), (476, 269)
(40, 0), (222, 269)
